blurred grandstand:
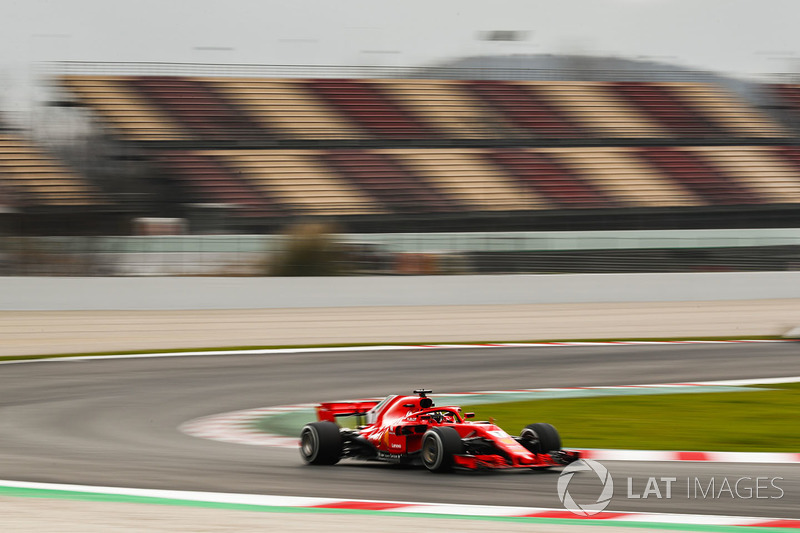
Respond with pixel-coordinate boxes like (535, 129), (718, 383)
(3, 55), (800, 275)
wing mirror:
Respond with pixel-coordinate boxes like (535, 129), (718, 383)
(464, 412), (475, 419)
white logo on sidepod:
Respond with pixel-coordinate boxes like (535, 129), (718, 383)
(557, 459), (614, 516)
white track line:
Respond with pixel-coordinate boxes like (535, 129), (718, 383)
(0, 479), (797, 528)
(1, 339), (793, 365)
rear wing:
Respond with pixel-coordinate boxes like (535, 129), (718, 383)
(317, 400), (381, 423)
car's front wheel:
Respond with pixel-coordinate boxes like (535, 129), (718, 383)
(300, 421), (343, 465)
(421, 427), (464, 472)
(519, 422), (563, 470)
(519, 422), (562, 454)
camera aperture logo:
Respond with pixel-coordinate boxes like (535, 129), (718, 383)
(557, 459), (614, 516)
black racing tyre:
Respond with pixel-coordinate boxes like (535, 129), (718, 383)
(421, 427), (464, 472)
(519, 423), (562, 454)
(300, 421), (343, 465)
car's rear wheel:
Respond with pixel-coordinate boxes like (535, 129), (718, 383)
(421, 427), (463, 472)
(300, 421), (343, 465)
(519, 422), (562, 454)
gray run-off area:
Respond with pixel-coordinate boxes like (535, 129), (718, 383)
(4, 272), (800, 310)
(2, 273), (800, 355)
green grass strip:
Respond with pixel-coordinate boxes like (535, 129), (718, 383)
(0, 485), (792, 533)
(0, 336), (786, 362)
(471, 383), (800, 453)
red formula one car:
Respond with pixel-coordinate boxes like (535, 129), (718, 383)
(300, 389), (580, 472)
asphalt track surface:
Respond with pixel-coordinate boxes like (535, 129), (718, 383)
(1, 343), (798, 519)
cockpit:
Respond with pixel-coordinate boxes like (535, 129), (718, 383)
(412, 409), (462, 424)
(365, 392), (465, 426)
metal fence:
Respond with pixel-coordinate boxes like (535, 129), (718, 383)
(3, 229), (800, 276)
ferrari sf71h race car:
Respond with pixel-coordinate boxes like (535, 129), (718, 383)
(300, 389), (580, 472)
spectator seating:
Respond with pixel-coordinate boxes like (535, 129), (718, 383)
(380, 148), (545, 210)
(45, 73), (800, 231)
(613, 82), (722, 138)
(0, 133), (101, 207)
(209, 149), (383, 216)
(320, 149), (458, 213)
(467, 80), (582, 137)
(668, 83), (788, 138)
(308, 79), (435, 139)
(487, 148), (610, 208)
(639, 147), (758, 205)
(770, 84), (800, 116)
(526, 82), (669, 138)
(773, 146), (800, 193)
(684, 146), (800, 203)
(61, 76), (191, 141)
(60, 76), (789, 141)
(150, 146), (800, 218)
(151, 151), (275, 217)
(205, 78), (366, 140)
(370, 79), (508, 139)
(537, 147), (703, 207)
(129, 77), (264, 141)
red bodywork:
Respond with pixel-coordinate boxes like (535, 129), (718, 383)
(316, 394), (579, 470)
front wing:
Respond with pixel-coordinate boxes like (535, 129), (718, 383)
(452, 450), (581, 470)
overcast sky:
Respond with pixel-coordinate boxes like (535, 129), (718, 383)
(3, 0), (800, 97)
